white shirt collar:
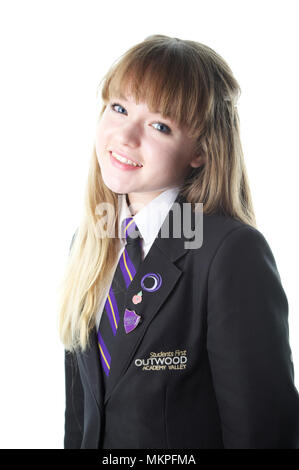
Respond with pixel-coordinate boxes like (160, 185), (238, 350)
(118, 186), (181, 252)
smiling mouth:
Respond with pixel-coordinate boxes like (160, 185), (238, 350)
(110, 151), (143, 167)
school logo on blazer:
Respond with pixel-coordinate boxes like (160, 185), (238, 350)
(134, 349), (187, 371)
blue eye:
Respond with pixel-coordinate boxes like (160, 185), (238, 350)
(110, 102), (172, 135)
(111, 103), (127, 114)
(152, 122), (171, 134)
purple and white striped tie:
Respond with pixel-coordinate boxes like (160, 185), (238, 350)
(97, 216), (142, 384)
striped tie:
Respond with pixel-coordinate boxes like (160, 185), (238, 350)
(97, 216), (142, 385)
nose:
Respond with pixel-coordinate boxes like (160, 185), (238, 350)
(117, 120), (141, 147)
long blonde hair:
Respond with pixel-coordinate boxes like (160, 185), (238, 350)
(58, 34), (256, 353)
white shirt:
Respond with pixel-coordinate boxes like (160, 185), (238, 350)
(95, 186), (180, 330)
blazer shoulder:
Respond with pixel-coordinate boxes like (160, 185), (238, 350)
(203, 211), (268, 245)
(202, 211), (253, 238)
(212, 220), (273, 262)
(200, 212), (279, 275)
(207, 217), (283, 288)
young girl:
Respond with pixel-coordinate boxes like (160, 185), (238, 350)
(58, 34), (299, 449)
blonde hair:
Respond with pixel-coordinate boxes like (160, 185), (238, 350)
(58, 34), (256, 353)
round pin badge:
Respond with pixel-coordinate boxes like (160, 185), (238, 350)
(141, 272), (162, 292)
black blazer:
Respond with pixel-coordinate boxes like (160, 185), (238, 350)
(64, 194), (299, 449)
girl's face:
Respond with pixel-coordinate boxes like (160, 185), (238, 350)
(95, 93), (204, 208)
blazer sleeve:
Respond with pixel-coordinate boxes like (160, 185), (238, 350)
(64, 228), (84, 449)
(207, 225), (299, 449)
(64, 350), (85, 449)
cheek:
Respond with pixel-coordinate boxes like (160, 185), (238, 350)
(96, 111), (114, 138)
(95, 125), (102, 155)
(147, 143), (174, 165)
(95, 128), (108, 166)
(156, 147), (182, 172)
(96, 120), (107, 142)
(95, 120), (112, 155)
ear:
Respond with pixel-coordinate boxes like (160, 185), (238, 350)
(190, 153), (206, 169)
(189, 138), (208, 168)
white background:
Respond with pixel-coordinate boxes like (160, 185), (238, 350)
(0, 0), (298, 449)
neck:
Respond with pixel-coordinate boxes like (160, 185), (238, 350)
(126, 190), (168, 215)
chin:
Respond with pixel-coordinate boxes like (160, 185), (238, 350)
(101, 176), (128, 195)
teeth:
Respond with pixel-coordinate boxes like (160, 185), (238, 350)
(112, 151), (142, 167)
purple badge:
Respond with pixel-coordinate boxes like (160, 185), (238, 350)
(141, 273), (162, 292)
(124, 309), (141, 334)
